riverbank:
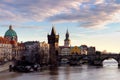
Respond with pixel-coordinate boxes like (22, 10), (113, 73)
(0, 62), (12, 72)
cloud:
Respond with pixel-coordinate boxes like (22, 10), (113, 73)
(0, 24), (44, 29)
(48, 0), (120, 28)
(0, 0), (120, 29)
(0, 0), (85, 22)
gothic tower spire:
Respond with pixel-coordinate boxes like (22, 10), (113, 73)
(48, 26), (59, 66)
(51, 25), (56, 35)
(64, 29), (70, 47)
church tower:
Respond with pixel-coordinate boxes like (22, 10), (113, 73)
(64, 29), (70, 47)
(48, 26), (59, 66)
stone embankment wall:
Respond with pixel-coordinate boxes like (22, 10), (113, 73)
(0, 62), (12, 72)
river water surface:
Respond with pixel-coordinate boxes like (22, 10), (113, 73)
(0, 59), (120, 80)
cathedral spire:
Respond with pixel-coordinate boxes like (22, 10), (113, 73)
(51, 25), (56, 35)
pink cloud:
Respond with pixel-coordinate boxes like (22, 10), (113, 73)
(0, 0), (120, 29)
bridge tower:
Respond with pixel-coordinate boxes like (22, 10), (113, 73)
(48, 26), (59, 66)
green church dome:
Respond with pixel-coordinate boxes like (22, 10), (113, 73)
(4, 25), (18, 42)
(4, 25), (17, 37)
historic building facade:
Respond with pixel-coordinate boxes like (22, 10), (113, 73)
(0, 27), (24, 63)
(87, 46), (96, 54)
(48, 27), (59, 66)
(0, 37), (12, 63)
(39, 41), (49, 64)
(23, 41), (40, 63)
(71, 46), (81, 55)
(70, 45), (96, 55)
(80, 45), (88, 55)
(3, 25), (24, 60)
(60, 30), (71, 56)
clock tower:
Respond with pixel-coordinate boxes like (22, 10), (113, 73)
(48, 26), (59, 66)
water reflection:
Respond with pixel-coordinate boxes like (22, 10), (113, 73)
(49, 67), (58, 80)
(103, 59), (118, 67)
(0, 71), (22, 80)
(0, 61), (120, 80)
(49, 67), (58, 75)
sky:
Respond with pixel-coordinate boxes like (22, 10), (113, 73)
(0, 0), (120, 53)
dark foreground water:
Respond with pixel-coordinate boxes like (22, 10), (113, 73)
(0, 59), (120, 80)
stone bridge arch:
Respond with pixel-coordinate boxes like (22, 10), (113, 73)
(93, 54), (120, 66)
(101, 54), (120, 64)
(101, 57), (119, 66)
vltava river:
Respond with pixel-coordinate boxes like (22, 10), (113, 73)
(0, 59), (120, 80)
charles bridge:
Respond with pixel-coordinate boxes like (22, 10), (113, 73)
(58, 53), (120, 66)
(46, 27), (120, 67)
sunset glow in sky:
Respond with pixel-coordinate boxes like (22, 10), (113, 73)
(0, 0), (120, 52)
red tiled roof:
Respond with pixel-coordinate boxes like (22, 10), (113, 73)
(0, 36), (10, 44)
(10, 40), (17, 44)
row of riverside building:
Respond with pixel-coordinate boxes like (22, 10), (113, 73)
(0, 25), (24, 64)
(0, 25), (96, 64)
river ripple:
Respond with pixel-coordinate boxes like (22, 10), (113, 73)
(0, 61), (120, 80)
